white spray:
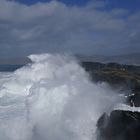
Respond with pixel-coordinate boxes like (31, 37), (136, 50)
(0, 53), (123, 140)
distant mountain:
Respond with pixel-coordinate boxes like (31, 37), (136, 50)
(0, 53), (139, 65)
(108, 53), (140, 65)
(76, 53), (140, 65)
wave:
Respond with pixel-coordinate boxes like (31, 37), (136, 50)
(0, 53), (123, 140)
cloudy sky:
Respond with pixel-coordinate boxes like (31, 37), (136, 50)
(0, 0), (140, 58)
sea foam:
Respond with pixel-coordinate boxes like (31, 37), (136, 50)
(0, 53), (122, 140)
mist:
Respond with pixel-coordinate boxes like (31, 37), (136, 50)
(0, 53), (124, 140)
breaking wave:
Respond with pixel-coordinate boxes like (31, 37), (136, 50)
(0, 53), (123, 140)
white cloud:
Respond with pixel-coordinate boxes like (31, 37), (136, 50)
(0, 0), (140, 57)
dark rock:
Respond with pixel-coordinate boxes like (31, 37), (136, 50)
(81, 61), (140, 106)
(127, 93), (140, 107)
(97, 110), (140, 140)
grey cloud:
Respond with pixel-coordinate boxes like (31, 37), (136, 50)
(0, 0), (140, 57)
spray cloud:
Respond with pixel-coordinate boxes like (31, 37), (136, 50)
(0, 53), (123, 140)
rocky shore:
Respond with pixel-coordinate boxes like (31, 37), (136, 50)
(81, 62), (140, 140)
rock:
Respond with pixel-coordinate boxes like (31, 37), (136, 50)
(127, 93), (140, 107)
(81, 61), (140, 106)
(97, 110), (140, 140)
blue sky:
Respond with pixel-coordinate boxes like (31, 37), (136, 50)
(16, 0), (140, 11)
(16, 0), (89, 6)
(105, 0), (140, 12)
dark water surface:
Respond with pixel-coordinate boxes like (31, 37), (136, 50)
(0, 65), (24, 72)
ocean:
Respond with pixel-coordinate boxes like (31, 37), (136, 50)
(0, 65), (24, 72)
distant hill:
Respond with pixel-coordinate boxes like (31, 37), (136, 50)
(107, 53), (140, 65)
(0, 53), (139, 65)
(76, 53), (140, 65)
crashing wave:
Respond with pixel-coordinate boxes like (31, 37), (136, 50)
(0, 53), (122, 140)
(113, 103), (140, 112)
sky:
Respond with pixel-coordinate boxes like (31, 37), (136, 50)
(0, 0), (140, 58)
(16, 0), (140, 11)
